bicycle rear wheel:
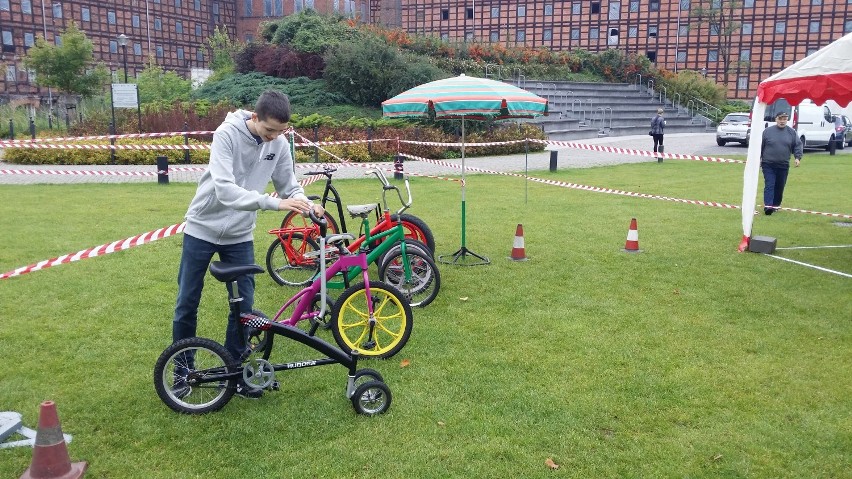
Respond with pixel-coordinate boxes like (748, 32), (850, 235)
(331, 280), (413, 359)
(265, 233), (320, 286)
(378, 248), (441, 308)
(153, 337), (236, 414)
(392, 213), (435, 253)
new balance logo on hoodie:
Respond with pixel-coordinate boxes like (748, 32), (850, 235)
(263, 153), (276, 161)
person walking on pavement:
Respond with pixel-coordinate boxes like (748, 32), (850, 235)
(171, 89), (323, 399)
(760, 111), (803, 215)
(650, 108), (666, 161)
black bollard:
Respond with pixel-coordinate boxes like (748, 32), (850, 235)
(549, 150), (558, 172)
(29, 118), (36, 139)
(394, 154), (404, 180)
(8, 119), (14, 140)
(183, 121), (190, 164)
(657, 144), (664, 163)
(157, 155), (169, 184)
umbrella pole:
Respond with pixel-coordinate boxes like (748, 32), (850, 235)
(439, 116), (490, 266)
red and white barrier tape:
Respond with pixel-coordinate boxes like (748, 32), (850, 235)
(533, 139), (746, 164)
(1, 131), (215, 143)
(0, 142), (212, 150)
(0, 222), (185, 280)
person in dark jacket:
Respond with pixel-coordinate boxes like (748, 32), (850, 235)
(650, 108), (666, 161)
(760, 111), (803, 215)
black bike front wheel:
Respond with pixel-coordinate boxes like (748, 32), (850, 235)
(153, 337), (236, 414)
(378, 247), (441, 308)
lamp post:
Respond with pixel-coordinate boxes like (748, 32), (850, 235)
(700, 67), (707, 78)
(117, 33), (129, 82)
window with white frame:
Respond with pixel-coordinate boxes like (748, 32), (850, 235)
(177, 47), (184, 60)
(176, 21), (183, 33)
(744, 0), (754, 6)
(680, 0), (690, 9)
(82, 7), (90, 21)
(710, 23), (720, 35)
(737, 76), (748, 90)
(109, 40), (117, 54)
(742, 22), (752, 34)
(544, 3), (553, 15)
(648, 25), (658, 37)
(708, 49), (718, 62)
(628, 26), (638, 37)
(6, 64), (16, 81)
(678, 25), (688, 36)
(777, 0), (787, 6)
(155, 18), (162, 30)
(490, 31), (499, 42)
(609, 2), (620, 19)
(108, 11), (116, 24)
(245, 0), (252, 15)
(739, 49), (750, 61)
(22, 0), (32, 14)
(775, 21), (786, 34)
(491, 6), (499, 17)
(629, 1), (638, 12)
(133, 15), (140, 28)
(156, 45), (163, 57)
(772, 49), (783, 61)
(134, 43), (142, 55)
(809, 20), (820, 33)
(52, 3), (62, 17)
(571, 28), (580, 40)
(590, 27), (599, 39)
(517, 5), (525, 17)
(24, 32), (34, 47)
(544, 28), (552, 40)
(572, 3), (581, 14)
(516, 30), (525, 42)
(677, 51), (686, 62)
(2, 0), (12, 11)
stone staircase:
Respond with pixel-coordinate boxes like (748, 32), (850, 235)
(519, 80), (712, 141)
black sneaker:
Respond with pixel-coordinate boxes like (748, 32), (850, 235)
(172, 380), (191, 399)
(236, 381), (263, 399)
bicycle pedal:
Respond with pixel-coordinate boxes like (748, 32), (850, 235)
(269, 381), (281, 391)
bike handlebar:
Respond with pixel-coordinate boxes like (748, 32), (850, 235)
(364, 169), (412, 214)
(306, 165), (337, 177)
(308, 210), (328, 237)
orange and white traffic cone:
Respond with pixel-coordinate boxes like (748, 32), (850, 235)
(622, 218), (642, 253)
(509, 224), (528, 261)
(20, 401), (87, 479)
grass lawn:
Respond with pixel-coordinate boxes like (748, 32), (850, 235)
(0, 154), (849, 478)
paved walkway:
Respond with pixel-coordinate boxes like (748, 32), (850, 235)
(1, 133), (846, 185)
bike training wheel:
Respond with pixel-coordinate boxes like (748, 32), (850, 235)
(376, 238), (432, 268)
(378, 247), (441, 308)
(280, 210), (339, 236)
(331, 280), (413, 359)
(153, 337), (236, 414)
(255, 294), (333, 361)
(265, 232), (320, 286)
(392, 213), (435, 253)
(351, 380), (392, 416)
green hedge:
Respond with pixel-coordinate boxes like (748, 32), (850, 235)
(3, 136), (210, 165)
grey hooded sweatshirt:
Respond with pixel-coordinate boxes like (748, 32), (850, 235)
(183, 109), (309, 245)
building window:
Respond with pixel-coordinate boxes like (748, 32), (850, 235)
(466, 8), (473, 19)
(264, 0), (272, 16)
(415, 10), (424, 21)
(195, 0), (201, 8)
(650, 1), (660, 11)
(847, 20), (852, 34)
(544, 28), (552, 40)
(175, 0), (182, 7)
(134, 43), (142, 55)
(628, 26), (638, 37)
(710, 23), (720, 35)
(24, 32), (34, 47)
(572, 3), (581, 14)
(591, 2), (601, 14)
(777, 0), (787, 5)
(809, 20), (820, 33)
(608, 28), (619, 45)
(440, 32), (448, 41)
(678, 25), (689, 36)
(196, 24), (202, 36)
(517, 5), (525, 17)
(742, 23), (752, 34)
(6, 65), (16, 82)
(629, 1), (638, 12)
(647, 51), (656, 62)
(516, 30), (525, 42)
(52, 3), (62, 18)
(55, 37), (61, 46)
(196, 50), (204, 63)
(108, 11), (116, 24)
(177, 47), (185, 60)
(491, 6), (499, 17)
(571, 28), (580, 40)
(589, 27), (599, 39)
(109, 40), (118, 54)
(807, 48), (817, 56)
(82, 7), (90, 21)
(133, 15), (140, 28)
(245, 33), (254, 42)
(744, 0), (754, 6)
(176, 21), (183, 33)
(544, 4), (553, 15)
(245, 0), (252, 15)
(775, 21), (786, 34)
(708, 49), (718, 62)
(737, 76), (748, 90)
(680, 0), (690, 9)
(677, 51), (687, 62)
(275, 0), (283, 15)
(772, 48), (783, 61)
(649, 25), (658, 37)
(739, 49), (750, 61)
(811, 0), (821, 4)
(156, 45), (164, 57)
(441, 9), (448, 20)
(155, 18), (162, 30)
(609, 2), (620, 19)
(22, 0), (32, 14)
(2, 30), (12, 46)
(490, 31), (499, 42)
(465, 31), (473, 42)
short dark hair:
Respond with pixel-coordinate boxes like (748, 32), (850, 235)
(775, 111), (789, 118)
(254, 90), (291, 124)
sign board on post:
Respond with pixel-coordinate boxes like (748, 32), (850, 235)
(111, 83), (139, 108)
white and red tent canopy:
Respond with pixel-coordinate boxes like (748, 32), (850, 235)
(740, 33), (852, 251)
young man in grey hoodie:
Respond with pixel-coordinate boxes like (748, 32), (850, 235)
(172, 90), (322, 398)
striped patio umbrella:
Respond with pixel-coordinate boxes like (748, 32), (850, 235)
(382, 74), (548, 265)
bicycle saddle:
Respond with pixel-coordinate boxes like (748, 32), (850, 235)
(346, 203), (378, 218)
(209, 262), (265, 283)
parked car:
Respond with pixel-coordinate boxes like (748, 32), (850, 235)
(833, 114), (852, 150)
(716, 112), (751, 146)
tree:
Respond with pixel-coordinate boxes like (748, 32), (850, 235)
(136, 59), (192, 104)
(205, 26), (241, 82)
(23, 21), (110, 101)
(690, 0), (742, 90)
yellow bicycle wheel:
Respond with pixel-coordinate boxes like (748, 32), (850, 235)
(331, 280), (413, 359)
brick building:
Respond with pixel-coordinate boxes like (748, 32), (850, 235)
(0, 0), (367, 103)
(366, 0), (852, 100)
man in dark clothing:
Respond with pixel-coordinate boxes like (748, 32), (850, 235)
(760, 111), (803, 215)
(650, 108), (666, 161)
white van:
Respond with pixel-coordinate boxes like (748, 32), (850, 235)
(763, 99), (837, 150)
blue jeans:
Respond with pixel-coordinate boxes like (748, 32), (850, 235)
(761, 163), (790, 209)
(173, 234), (255, 362)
